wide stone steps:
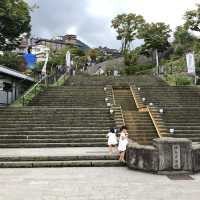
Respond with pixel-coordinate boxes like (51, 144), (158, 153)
(0, 160), (123, 168)
(0, 142), (107, 148)
(0, 138), (107, 143)
(0, 148), (123, 167)
(0, 134), (107, 139)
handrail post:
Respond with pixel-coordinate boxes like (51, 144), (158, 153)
(22, 95), (25, 106)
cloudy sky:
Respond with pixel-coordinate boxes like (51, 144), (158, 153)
(27, 0), (200, 49)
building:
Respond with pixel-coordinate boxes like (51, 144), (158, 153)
(32, 45), (50, 62)
(35, 34), (90, 52)
(0, 65), (34, 106)
(16, 34), (90, 55)
(98, 46), (121, 58)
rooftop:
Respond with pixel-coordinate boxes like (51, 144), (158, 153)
(0, 65), (34, 82)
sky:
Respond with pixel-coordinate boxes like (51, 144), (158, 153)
(27, 0), (200, 49)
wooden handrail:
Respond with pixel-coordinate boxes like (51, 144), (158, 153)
(119, 105), (126, 126)
(147, 106), (162, 138)
(130, 85), (140, 110)
(111, 86), (116, 105)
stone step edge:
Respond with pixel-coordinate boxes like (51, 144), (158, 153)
(0, 155), (118, 162)
(0, 160), (125, 168)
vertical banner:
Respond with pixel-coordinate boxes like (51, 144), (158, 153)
(186, 52), (196, 75)
(66, 51), (71, 67)
(41, 53), (49, 76)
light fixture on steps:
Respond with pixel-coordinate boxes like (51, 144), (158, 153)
(105, 97), (109, 102)
(138, 87), (141, 91)
(159, 108), (164, 114)
(169, 128), (175, 134)
(104, 87), (107, 91)
(107, 103), (111, 107)
(149, 102), (154, 106)
(110, 109), (114, 114)
(142, 97), (146, 102)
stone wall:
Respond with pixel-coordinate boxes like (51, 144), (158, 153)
(192, 144), (200, 173)
(126, 141), (158, 172)
(126, 137), (200, 174)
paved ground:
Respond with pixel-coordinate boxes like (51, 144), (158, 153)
(0, 147), (115, 157)
(0, 167), (199, 200)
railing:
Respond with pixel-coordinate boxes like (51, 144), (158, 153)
(130, 85), (140, 110)
(111, 86), (116, 105)
(147, 106), (163, 138)
(130, 85), (147, 112)
(11, 66), (68, 107)
(119, 105), (126, 126)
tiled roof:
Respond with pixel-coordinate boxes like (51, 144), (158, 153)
(0, 65), (34, 82)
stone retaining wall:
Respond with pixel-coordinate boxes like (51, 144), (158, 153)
(192, 144), (200, 173)
(126, 137), (200, 174)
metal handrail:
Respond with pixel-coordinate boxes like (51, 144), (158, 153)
(21, 68), (68, 106)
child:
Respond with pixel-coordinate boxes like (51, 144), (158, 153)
(107, 128), (118, 154)
(118, 126), (128, 162)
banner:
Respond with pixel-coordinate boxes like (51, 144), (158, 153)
(41, 53), (49, 76)
(66, 51), (71, 67)
(186, 52), (196, 75)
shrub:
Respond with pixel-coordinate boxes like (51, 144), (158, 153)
(175, 75), (192, 85)
(125, 64), (154, 75)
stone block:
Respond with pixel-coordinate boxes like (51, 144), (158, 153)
(126, 141), (158, 172)
(192, 144), (200, 172)
(153, 137), (192, 172)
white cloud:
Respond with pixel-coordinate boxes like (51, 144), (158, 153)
(28, 0), (200, 49)
(87, 0), (200, 30)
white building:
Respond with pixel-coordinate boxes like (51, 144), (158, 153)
(0, 65), (34, 106)
(32, 45), (50, 63)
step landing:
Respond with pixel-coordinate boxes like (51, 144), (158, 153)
(0, 147), (124, 168)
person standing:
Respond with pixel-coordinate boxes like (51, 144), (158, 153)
(23, 46), (37, 76)
(107, 128), (118, 154)
(118, 126), (128, 162)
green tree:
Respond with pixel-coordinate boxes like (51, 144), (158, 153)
(111, 13), (145, 54)
(0, 0), (31, 51)
(173, 26), (194, 45)
(184, 4), (200, 32)
(138, 22), (171, 54)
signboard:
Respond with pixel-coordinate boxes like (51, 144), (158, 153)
(0, 81), (3, 91)
(186, 52), (196, 75)
(172, 145), (181, 169)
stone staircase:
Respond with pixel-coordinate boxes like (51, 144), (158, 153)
(0, 107), (114, 148)
(29, 86), (106, 107)
(136, 86), (200, 107)
(113, 87), (158, 145)
(0, 148), (121, 168)
(0, 75), (127, 167)
(134, 83), (200, 143)
(151, 107), (200, 143)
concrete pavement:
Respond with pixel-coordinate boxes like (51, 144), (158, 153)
(0, 167), (199, 200)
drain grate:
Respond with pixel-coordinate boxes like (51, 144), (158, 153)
(167, 174), (194, 180)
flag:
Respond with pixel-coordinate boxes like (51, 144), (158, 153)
(41, 53), (49, 76)
(186, 52), (195, 75)
(66, 51), (71, 67)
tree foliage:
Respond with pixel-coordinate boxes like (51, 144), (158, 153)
(111, 13), (145, 53)
(184, 4), (200, 32)
(138, 22), (171, 54)
(0, 0), (31, 51)
(0, 52), (26, 71)
(173, 26), (195, 45)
